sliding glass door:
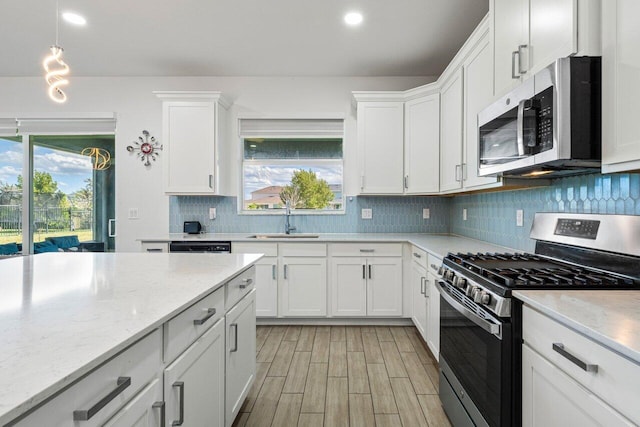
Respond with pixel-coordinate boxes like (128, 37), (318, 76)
(0, 133), (115, 253)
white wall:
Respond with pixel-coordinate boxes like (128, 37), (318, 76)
(0, 75), (435, 251)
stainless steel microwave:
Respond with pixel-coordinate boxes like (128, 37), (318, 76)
(478, 57), (601, 178)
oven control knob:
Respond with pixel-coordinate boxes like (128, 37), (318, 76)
(472, 288), (481, 301)
(457, 278), (467, 289)
(466, 285), (475, 297)
(480, 292), (491, 305)
(452, 276), (458, 286)
(446, 270), (455, 281)
(438, 266), (444, 276)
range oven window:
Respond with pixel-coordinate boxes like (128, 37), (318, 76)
(440, 294), (512, 426)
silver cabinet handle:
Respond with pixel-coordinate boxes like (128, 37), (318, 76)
(172, 382), (185, 426)
(73, 377), (131, 420)
(360, 249), (375, 253)
(230, 323), (238, 352)
(362, 264), (366, 279)
(518, 44), (528, 74)
(146, 248), (163, 253)
(360, 175), (365, 190)
(430, 263), (438, 270)
(424, 278), (429, 299)
(404, 175), (408, 189)
(108, 218), (116, 237)
(152, 401), (165, 427)
(420, 277), (425, 295)
(368, 264), (372, 279)
(284, 264), (288, 280)
(413, 252), (422, 259)
(272, 264), (277, 280)
(512, 49), (520, 79)
(208, 174), (214, 189)
(239, 278), (253, 289)
(552, 343), (598, 373)
(193, 308), (216, 325)
(455, 164), (462, 182)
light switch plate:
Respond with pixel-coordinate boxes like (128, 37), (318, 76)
(128, 208), (139, 219)
(423, 208), (430, 219)
(463, 208), (467, 221)
(516, 209), (524, 227)
(209, 207), (216, 220)
(361, 208), (373, 219)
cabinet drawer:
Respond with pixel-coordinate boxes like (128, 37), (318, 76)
(523, 305), (640, 425)
(410, 246), (428, 269)
(165, 287), (225, 364)
(233, 242), (278, 257)
(427, 253), (442, 275)
(280, 243), (327, 257)
(329, 243), (402, 257)
(225, 266), (256, 310)
(14, 329), (162, 427)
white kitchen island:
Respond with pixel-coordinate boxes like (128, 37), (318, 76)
(0, 252), (261, 426)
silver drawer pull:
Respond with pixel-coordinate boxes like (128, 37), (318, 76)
(239, 278), (253, 289)
(146, 248), (163, 253)
(230, 323), (238, 352)
(73, 377), (131, 420)
(193, 308), (216, 325)
(360, 249), (375, 253)
(413, 252), (422, 258)
(172, 382), (185, 426)
(552, 343), (598, 373)
(430, 264), (438, 270)
(152, 401), (165, 427)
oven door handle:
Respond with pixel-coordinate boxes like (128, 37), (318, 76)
(437, 280), (502, 340)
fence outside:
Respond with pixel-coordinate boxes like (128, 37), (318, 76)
(0, 205), (92, 236)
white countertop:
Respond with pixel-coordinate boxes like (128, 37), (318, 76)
(514, 290), (640, 365)
(0, 252), (261, 425)
(140, 233), (516, 259)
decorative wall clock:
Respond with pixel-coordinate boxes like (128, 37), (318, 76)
(127, 130), (162, 166)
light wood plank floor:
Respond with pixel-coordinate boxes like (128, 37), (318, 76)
(233, 326), (452, 427)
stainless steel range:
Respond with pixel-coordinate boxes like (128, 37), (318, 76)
(436, 213), (640, 427)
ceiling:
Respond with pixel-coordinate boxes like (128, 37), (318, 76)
(1, 0), (489, 77)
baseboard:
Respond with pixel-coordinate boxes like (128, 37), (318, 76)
(256, 317), (414, 326)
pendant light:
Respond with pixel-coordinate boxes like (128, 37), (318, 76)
(43, 0), (70, 103)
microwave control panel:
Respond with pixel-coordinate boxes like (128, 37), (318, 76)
(535, 86), (554, 152)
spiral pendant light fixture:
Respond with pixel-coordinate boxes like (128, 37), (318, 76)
(43, 0), (70, 103)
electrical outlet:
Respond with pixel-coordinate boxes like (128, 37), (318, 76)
(128, 208), (139, 219)
(361, 208), (373, 219)
(516, 209), (524, 227)
(209, 207), (216, 220)
(463, 208), (467, 221)
(422, 208), (430, 219)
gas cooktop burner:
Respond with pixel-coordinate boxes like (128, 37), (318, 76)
(447, 252), (637, 289)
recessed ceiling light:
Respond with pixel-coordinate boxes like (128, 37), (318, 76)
(62, 12), (86, 26)
(344, 12), (363, 27)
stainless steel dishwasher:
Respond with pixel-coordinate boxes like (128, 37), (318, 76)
(169, 241), (231, 253)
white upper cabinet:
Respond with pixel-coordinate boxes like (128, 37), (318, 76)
(355, 100), (405, 194)
(439, 69), (465, 193)
(155, 91), (231, 195)
(404, 93), (440, 194)
(602, 0), (640, 173)
(492, 0), (601, 97)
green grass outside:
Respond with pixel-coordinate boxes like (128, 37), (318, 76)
(0, 229), (93, 245)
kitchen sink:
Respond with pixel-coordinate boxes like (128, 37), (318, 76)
(248, 234), (320, 239)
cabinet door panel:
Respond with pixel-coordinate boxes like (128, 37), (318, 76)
(357, 102), (405, 194)
(254, 260), (278, 317)
(522, 345), (633, 427)
(281, 257), (327, 316)
(226, 290), (257, 426)
(404, 94), (440, 194)
(529, 0), (577, 76)
(463, 31), (499, 189)
(426, 273), (440, 360)
(164, 102), (216, 193)
(366, 258), (403, 316)
(330, 258), (367, 317)
(439, 69), (464, 192)
(493, 0), (529, 96)
(411, 262), (427, 338)
(602, 0), (640, 172)
(102, 378), (163, 427)
(164, 319), (225, 427)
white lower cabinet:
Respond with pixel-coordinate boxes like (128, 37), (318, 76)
(410, 250), (428, 338)
(225, 289), (257, 426)
(522, 305), (639, 426)
(103, 378), (164, 427)
(329, 244), (403, 317)
(140, 241), (169, 253)
(232, 243), (278, 317)
(281, 257), (328, 316)
(164, 318), (226, 427)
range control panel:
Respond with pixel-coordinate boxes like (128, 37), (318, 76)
(554, 218), (600, 240)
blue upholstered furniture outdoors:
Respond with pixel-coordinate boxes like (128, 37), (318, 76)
(0, 242), (20, 256)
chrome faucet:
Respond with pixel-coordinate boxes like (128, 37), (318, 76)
(285, 201), (296, 234)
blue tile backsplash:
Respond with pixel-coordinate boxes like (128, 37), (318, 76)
(170, 173), (640, 253)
